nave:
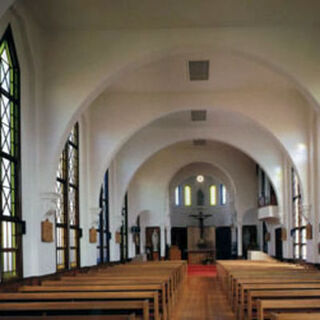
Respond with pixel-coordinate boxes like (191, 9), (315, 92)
(172, 267), (234, 320)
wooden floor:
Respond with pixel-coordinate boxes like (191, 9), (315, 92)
(172, 273), (234, 320)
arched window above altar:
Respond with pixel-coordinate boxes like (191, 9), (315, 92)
(175, 185), (181, 206)
(220, 184), (227, 205)
(209, 185), (217, 206)
(184, 185), (192, 206)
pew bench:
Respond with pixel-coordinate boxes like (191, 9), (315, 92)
(19, 285), (167, 320)
(247, 290), (320, 320)
(237, 283), (320, 320)
(62, 274), (174, 305)
(0, 315), (136, 320)
(234, 277), (320, 313)
(0, 300), (149, 320)
(43, 278), (171, 316)
(0, 292), (158, 320)
(256, 298), (320, 320)
(270, 312), (320, 320)
(232, 273), (320, 307)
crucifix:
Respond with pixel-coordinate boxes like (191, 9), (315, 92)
(189, 211), (212, 241)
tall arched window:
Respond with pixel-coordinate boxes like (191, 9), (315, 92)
(97, 170), (110, 264)
(220, 184), (227, 205)
(0, 27), (22, 281)
(210, 185), (217, 206)
(292, 169), (306, 260)
(184, 185), (191, 206)
(120, 192), (128, 262)
(56, 123), (80, 270)
(175, 185), (181, 206)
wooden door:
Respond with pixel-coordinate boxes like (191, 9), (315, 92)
(275, 227), (283, 260)
(216, 227), (231, 260)
(171, 227), (188, 259)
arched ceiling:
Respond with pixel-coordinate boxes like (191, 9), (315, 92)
(108, 109), (286, 221)
(25, 0), (320, 30)
(0, 0), (14, 19)
(109, 52), (292, 93)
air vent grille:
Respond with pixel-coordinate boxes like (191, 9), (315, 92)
(191, 110), (207, 121)
(189, 60), (209, 81)
(193, 139), (207, 146)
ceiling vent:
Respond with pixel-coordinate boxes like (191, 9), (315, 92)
(193, 139), (207, 146)
(191, 110), (207, 121)
(189, 60), (209, 81)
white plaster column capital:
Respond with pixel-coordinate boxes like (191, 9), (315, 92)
(40, 192), (59, 220)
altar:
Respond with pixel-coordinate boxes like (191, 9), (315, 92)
(186, 191), (216, 264)
(187, 249), (215, 264)
(187, 224), (216, 264)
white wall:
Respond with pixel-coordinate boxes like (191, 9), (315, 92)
(0, 1), (319, 277)
(123, 141), (258, 259)
(169, 163), (235, 228)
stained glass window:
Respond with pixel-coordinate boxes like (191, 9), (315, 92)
(0, 27), (21, 282)
(210, 185), (217, 206)
(220, 184), (227, 205)
(292, 169), (305, 260)
(175, 186), (181, 206)
(97, 170), (110, 264)
(55, 123), (80, 270)
(120, 192), (128, 262)
(184, 185), (191, 206)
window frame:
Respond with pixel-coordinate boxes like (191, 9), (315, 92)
(55, 123), (80, 271)
(97, 170), (110, 264)
(174, 185), (182, 206)
(209, 185), (217, 206)
(120, 192), (128, 262)
(0, 26), (22, 282)
(184, 185), (192, 207)
(292, 168), (306, 261)
(219, 184), (227, 206)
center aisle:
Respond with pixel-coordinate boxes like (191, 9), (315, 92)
(172, 265), (234, 320)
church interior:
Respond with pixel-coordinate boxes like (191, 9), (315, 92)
(0, 0), (320, 319)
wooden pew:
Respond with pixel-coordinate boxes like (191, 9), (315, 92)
(256, 299), (320, 320)
(217, 260), (320, 320)
(7, 261), (184, 320)
(234, 276), (320, 314)
(0, 316), (136, 320)
(270, 312), (320, 320)
(0, 291), (158, 320)
(232, 271), (320, 307)
(44, 277), (172, 316)
(247, 289), (320, 320)
(0, 300), (149, 320)
(68, 273), (175, 304)
(20, 284), (167, 320)
(238, 282), (320, 320)
(40, 279), (169, 318)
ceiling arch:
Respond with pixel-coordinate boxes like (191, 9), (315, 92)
(38, 34), (318, 194)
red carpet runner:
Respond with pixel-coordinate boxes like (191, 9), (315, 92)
(188, 264), (217, 277)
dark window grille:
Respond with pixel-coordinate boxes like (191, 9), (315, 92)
(97, 170), (110, 264)
(0, 26), (22, 282)
(55, 123), (80, 270)
(292, 168), (305, 260)
(120, 193), (128, 262)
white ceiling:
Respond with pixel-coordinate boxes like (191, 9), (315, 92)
(24, 0), (320, 30)
(0, 0), (15, 19)
(150, 109), (256, 129)
(109, 52), (291, 93)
